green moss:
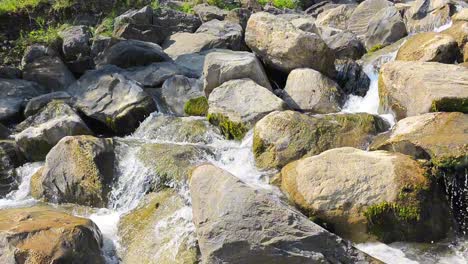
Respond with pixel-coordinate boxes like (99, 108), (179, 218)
(184, 96), (208, 116)
(206, 0), (240, 10)
(258, 0), (299, 9)
(430, 98), (468, 113)
(0, 0), (46, 15)
(208, 113), (248, 141)
(368, 44), (385, 53)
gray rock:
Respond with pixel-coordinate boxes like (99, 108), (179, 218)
(190, 164), (378, 264)
(21, 44), (58, 67)
(203, 49), (271, 96)
(162, 32), (227, 58)
(193, 4), (228, 22)
(347, 0), (393, 38)
(323, 30), (365, 60)
(96, 40), (171, 68)
(365, 6), (407, 50)
(161, 75), (204, 116)
(24, 91), (72, 117)
(60, 25), (92, 60)
(113, 23), (164, 44)
(123, 61), (196, 87)
(404, 0), (452, 33)
(15, 102), (92, 161)
(174, 50), (215, 78)
(226, 8), (252, 30)
(0, 123), (9, 139)
(335, 60), (370, 96)
(0, 140), (24, 197)
(315, 4), (356, 31)
(153, 8), (202, 39)
(0, 66), (21, 79)
(195, 19), (244, 51)
(23, 56), (76, 91)
(91, 36), (121, 58)
(114, 5), (153, 29)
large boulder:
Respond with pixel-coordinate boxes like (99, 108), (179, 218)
(96, 40), (171, 68)
(283, 68), (343, 113)
(118, 189), (198, 264)
(280, 147), (451, 243)
(335, 60), (371, 96)
(193, 3), (228, 22)
(24, 91), (72, 117)
(123, 61), (196, 88)
(395, 32), (459, 63)
(253, 111), (388, 169)
(378, 61), (468, 120)
(208, 79), (287, 140)
(161, 75), (204, 116)
(404, 0), (452, 33)
(322, 31), (365, 60)
(60, 25), (92, 60)
(0, 140), (24, 196)
(113, 23), (163, 44)
(15, 102), (92, 161)
(23, 56), (76, 92)
(0, 206), (104, 264)
(364, 6), (407, 50)
(441, 21), (468, 59)
(245, 12), (336, 76)
(70, 69), (156, 135)
(0, 78), (46, 122)
(190, 164), (378, 263)
(31, 136), (114, 207)
(21, 44), (58, 67)
(114, 5), (153, 28)
(153, 8), (202, 39)
(162, 32), (227, 58)
(347, 0), (393, 38)
(195, 19), (244, 51)
(202, 49), (271, 96)
(315, 4), (356, 31)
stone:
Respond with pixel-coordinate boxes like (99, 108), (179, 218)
(253, 111), (388, 169)
(193, 3), (228, 22)
(0, 123), (9, 139)
(315, 4), (356, 31)
(277, 14), (318, 34)
(283, 68), (343, 113)
(453, 8), (468, 22)
(396, 32), (458, 63)
(0, 206), (104, 264)
(70, 69), (156, 135)
(123, 61), (197, 88)
(161, 75), (204, 116)
(31, 136), (114, 207)
(378, 61), (468, 120)
(174, 50), (214, 78)
(190, 164), (378, 263)
(0, 66), (21, 79)
(113, 23), (164, 44)
(323, 31), (365, 60)
(364, 6), (407, 50)
(114, 5), (153, 28)
(335, 60), (371, 96)
(245, 12), (336, 76)
(195, 19), (244, 51)
(208, 79), (287, 140)
(0, 140), (24, 196)
(162, 32), (227, 58)
(23, 56), (76, 91)
(15, 102), (92, 161)
(21, 44), (58, 67)
(202, 49), (271, 96)
(96, 40), (171, 68)
(153, 8), (202, 39)
(60, 25), (92, 60)
(441, 21), (468, 56)
(404, 0), (452, 33)
(347, 0), (393, 38)
(226, 8), (252, 30)
(24, 91), (72, 117)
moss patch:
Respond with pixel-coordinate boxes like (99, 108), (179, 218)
(184, 96), (208, 116)
(430, 97), (468, 113)
(368, 44), (385, 53)
(208, 113), (248, 141)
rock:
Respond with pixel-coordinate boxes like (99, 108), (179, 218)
(184, 96), (209, 116)
(91, 36), (121, 58)
(96, 40), (171, 68)
(378, 61), (468, 120)
(190, 164), (378, 263)
(0, 123), (9, 139)
(347, 0), (393, 38)
(202, 49), (271, 96)
(195, 19), (244, 51)
(280, 147), (451, 243)
(0, 78), (46, 123)
(0, 206), (104, 263)
(60, 25), (92, 60)
(114, 5), (153, 28)
(404, 0), (452, 33)
(283, 68), (343, 113)
(208, 79), (287, 140)
(32, 136), (114, 207)
(70, 69), (156, 135)
(119, 190), (197, 264)
(153, 8), (202, 39)
(226, 8), (252, 30)
(315, 4), (356, 31)
(395, 32), (458, 63)
(0, 66), (21, 79)
(113, 23), (164, 44)
(123, 61), (196, 87)
(335, 60), (371, 96)
(364, 6), (407, 50)
(277, 14), (318, 34)
(174, 50), (214, 78)
(15, 102), (92, 161)
(465, 43), (468, 62)
(24, 91), (72, 117)
(253, 111), (388, 169)
(441, 21), (468, 56)
(133, 114), (220, 144)
(453, 8), (468, 22)
(23, 56), (76, 91)
(162, 32), (227, 58)
(193, 3), (228, 22)
(21, 44), (58, 67)
(323, 31), (365, 60)
(0, 140), (23, 196)
(245, 12), (336, 76)
(161, 75), (204, 116)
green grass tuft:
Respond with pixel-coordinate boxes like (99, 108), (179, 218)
(0, 0), (46, 15)
(258, 0), (298, 9)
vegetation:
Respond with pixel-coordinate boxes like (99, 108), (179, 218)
(0, 0), (45, 15)
(208, 113), (248, 141)
(258, 0), (298, 9)
(368, 44), (385, 53)
(184, 97), (209, 116)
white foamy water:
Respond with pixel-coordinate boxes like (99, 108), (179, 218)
(0, 162), (42, 209)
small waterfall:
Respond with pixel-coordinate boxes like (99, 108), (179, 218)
(443, 168), (468, 233)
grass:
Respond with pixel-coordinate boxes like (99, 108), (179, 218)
(0, 0), (46, 14)
(258, 0), (298, 9)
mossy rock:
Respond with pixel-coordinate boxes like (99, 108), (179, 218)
(208, 113), (248, 141)
(184, 96), (209, 116)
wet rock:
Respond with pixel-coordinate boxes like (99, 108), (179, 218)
(245, 12), (336, 76)
(202, 49), (271, 96)
(153, 8), (202, 39)
(31, 135), (114, 207)
(162, 32), (227, 58)
(60, 25), (92, 60)
(253, 111), (388, 169)
(123, 61), (196, 88)
(208, 79), (287, 140)
(0, 66), (21, 79)
(0, 124), (9, 139)
(404, 0), (452, 33)
(323, 30), (365, 60)
(364, 6), (407, 50)
(193, 3), (228, 22)
(15, 102), (92, 161)
(378, 61), (468, 120)
(190, 164), (379, 263)
(335, 60), (370, 96)
(396, 32), (458, 63)
(24, 91), (72, 117)
(0, 140), (23, 196)
(347, 0), (393, 38)
(23, 56), (76, 91)
(195, 19), (244, 51)
(280, 147), (452, 243)
(283, 68), (343, 113)
(161, 75), (204, 116)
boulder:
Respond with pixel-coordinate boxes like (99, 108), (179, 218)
(0, 206), (104, 264)
(162, 32), (227, 58)
(24, 91), (72, 117)
(161, 75), (204, 116)
(114, 5), (153, 28)
(453, 8), (468, 22)
(0, 66), (21, 79)
(347, 0), (393, 38)
(31, 136), (114, 207)
(245, 12), (336, 76)
(208, 79), (287, 140)
(96, 40), (171, 68)
(202, 49), (271, 96)
(15, 102), (92, 161)
(226, 8), (252, 30)
(364, 6), (407, 50)
(153, 8), (202, 39)
(404, 0), (452, 33)
(0, 123), (9, 139)
(0, 140), (23, 196)
(315, 4), (356, 31)
(70, 69), (156, 135)
(253, 111), (388, 169)
(280, 147), (451, 243)
(119, 190), (197, 264)
(113, 23), (164, 44)
(123, 61), (196, 87)
(378, 61), (468, 120)
(277, 14), (317, 34)
(190, 164), (378, 263)
(21, 44), (58, 67)
(283, 68), (343, 113)
(193, 3), (228, 22)
(441, 21), (468, 56)
(395, 32), (458, 63)
(335, 60), (371, 96)
(195, 19), (244, 51)
(133, 114), (220, 144)
(0, 78), (46, 123)
(60, 25), (92, 60)
(174, 50), (215, 78)
(323, 31), (365, 60)
(23, 56), (76, 91)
